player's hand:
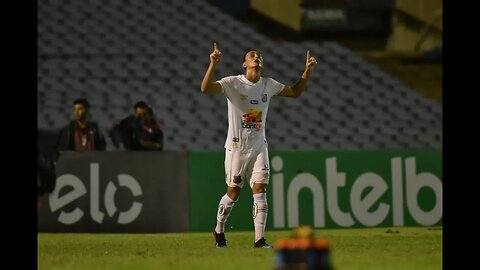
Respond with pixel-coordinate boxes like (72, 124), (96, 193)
(305, 50), (317, 72)
(210, 42), (222, 64)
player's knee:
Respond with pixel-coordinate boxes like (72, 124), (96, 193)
(227, 192), (240, 201)
(252, 183), (267, 193)
(227, 188), (241, 201)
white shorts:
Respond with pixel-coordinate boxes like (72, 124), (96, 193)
(224, 146), (270, 189)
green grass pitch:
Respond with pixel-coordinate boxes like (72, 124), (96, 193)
(38, 227), (441, 270)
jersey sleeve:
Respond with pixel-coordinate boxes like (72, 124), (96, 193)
(216, 76), (235, 96)
(268, 78), (285, 96)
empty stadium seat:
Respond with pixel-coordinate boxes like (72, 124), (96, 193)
(37, 0), (442, 151)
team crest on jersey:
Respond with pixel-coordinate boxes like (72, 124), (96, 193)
(262, 94), (268, 102)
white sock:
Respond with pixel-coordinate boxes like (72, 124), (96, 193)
(253, 193), (268, 242)
(215, 194), (236, 234)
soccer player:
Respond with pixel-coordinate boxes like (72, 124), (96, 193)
(201, 43), (317, 248)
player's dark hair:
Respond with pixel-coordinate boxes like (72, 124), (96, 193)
(73, 98), (90, 109)
(134, 101), (149, 110)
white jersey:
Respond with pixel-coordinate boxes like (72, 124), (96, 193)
(217, 75), (285, 151)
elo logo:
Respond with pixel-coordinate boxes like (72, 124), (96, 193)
(49, 163), (143, 225)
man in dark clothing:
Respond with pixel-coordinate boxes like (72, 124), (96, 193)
(118, 101), (149, 150)
(110, 101), (163, 150)
(57, 98), (106, 151)
(136, 107), (163, 151)
(38, 147), (58, 196)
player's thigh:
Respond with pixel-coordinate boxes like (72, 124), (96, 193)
(225, 149), (248, 188)
(249, 147), (270, 189)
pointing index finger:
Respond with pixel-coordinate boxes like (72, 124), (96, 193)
(307, 50), (311, 59)
(214, 42), (218, 51)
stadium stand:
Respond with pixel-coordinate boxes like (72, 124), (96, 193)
(37, 0), (442, 151)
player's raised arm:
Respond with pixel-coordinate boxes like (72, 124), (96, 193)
(278, 50), (317, 97)
(201, 42), (223, 94)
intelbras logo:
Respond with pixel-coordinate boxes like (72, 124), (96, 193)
(49, 163), (143, 225)
(270, 156), (442, 228)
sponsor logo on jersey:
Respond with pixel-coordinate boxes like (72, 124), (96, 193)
(232, 137), (240, 148)
(250, 100), (259, 104)
(242, 108), (262, 130)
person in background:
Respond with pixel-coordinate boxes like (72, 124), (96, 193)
(109, 101), (148, 150)
(137, 107), (163, 151)
(37, 144), (58, 197)
(57, 98), (106, 151)
(110, 101), (163, 150)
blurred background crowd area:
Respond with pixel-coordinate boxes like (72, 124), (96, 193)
(37, 0), (442, 152)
